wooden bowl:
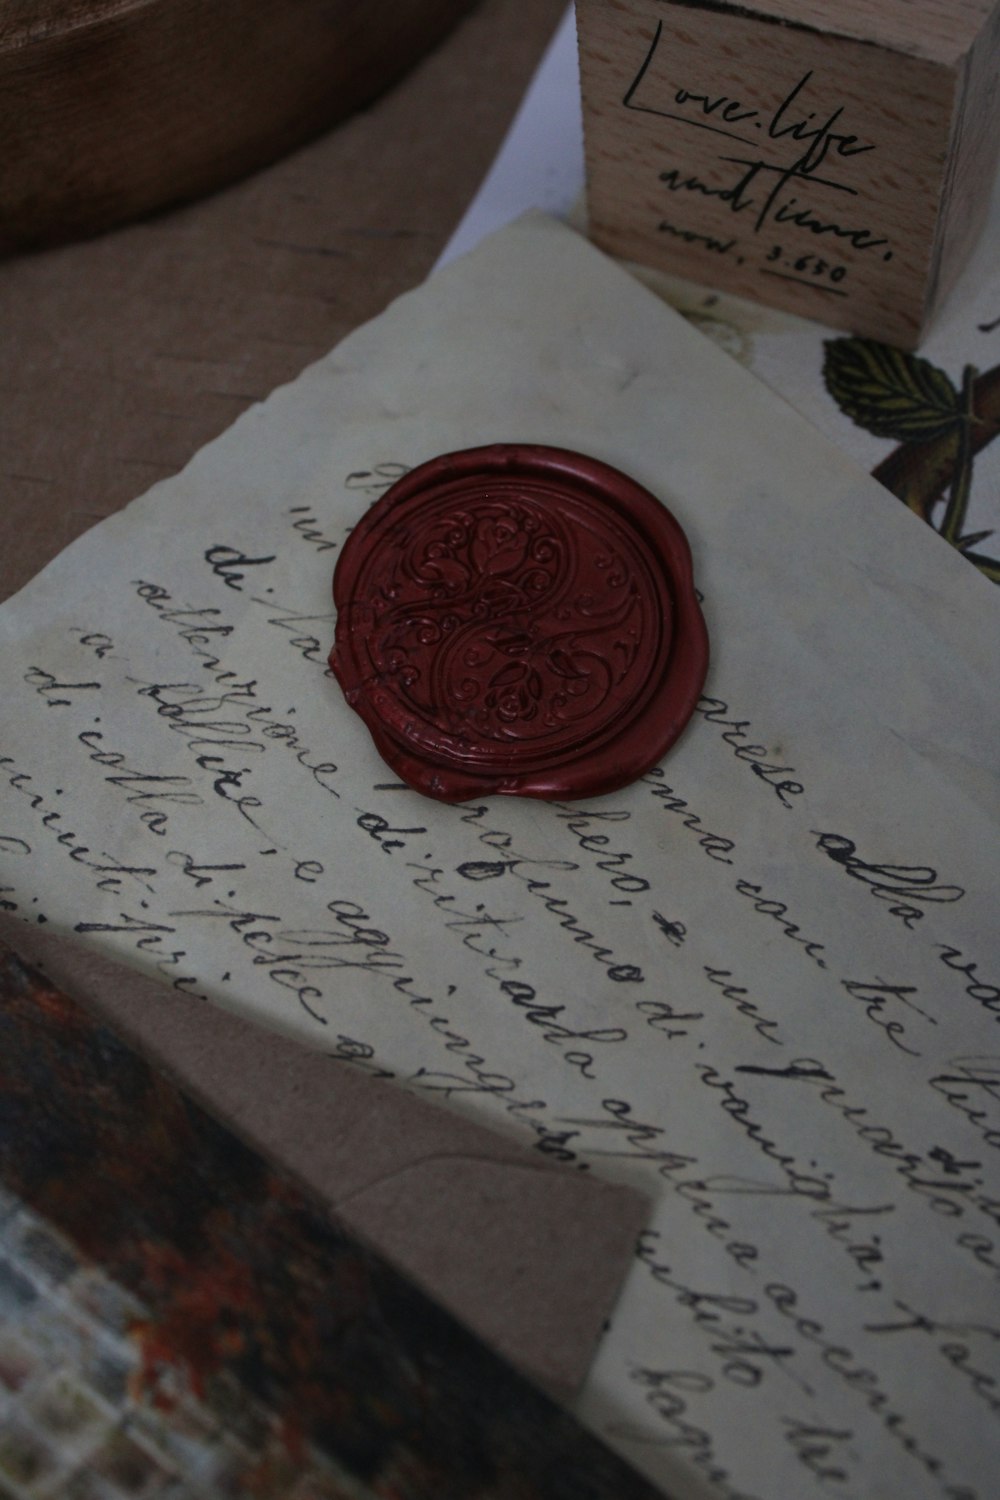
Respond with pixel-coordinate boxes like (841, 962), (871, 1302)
(0, 0), (479, 252)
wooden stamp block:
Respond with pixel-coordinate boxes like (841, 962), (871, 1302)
(576, 0), (1000, 347)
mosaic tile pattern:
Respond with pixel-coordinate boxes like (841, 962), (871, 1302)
(0, 1196), (371, 1499)
(0, 947), (664, 1500)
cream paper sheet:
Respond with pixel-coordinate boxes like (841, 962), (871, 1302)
(1, 214), (998, 1500)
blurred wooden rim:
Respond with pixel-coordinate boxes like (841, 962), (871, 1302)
(0, 0), (480, 252)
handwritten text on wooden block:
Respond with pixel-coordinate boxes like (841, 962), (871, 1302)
(577, 0), (1000, 347)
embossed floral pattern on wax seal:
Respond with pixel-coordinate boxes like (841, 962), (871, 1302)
(330, 444), (708, 801)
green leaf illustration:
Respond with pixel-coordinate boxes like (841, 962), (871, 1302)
(823, 338), (963, 442)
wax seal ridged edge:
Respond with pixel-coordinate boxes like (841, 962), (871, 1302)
(330, 444), (709, 802)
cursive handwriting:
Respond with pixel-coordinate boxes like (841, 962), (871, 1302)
(814, 832), (965, 928)
(696, 698), (805, 806)
(642, 766), (737, 863)
(929, 1059), (1000, 1153)
(735, 878), (827, 969)
(766, 1283), (974, 1495)
(204, 544), (276, 591)
(627, 36), (873, 177)
(622, 22), (893, 292)
(937, 946), (1000, 1024)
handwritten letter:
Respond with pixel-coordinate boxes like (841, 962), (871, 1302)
(1, 216), (997, 1500)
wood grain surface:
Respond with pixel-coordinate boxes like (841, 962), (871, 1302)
(0, 0), (567, 603)
(0, 0), (480, 251)
(628, 0), (997, 62)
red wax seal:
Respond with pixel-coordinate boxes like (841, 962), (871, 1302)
(330, 445), (708, 802)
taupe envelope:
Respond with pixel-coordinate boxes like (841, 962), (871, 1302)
(1, 918), (648, 1396)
